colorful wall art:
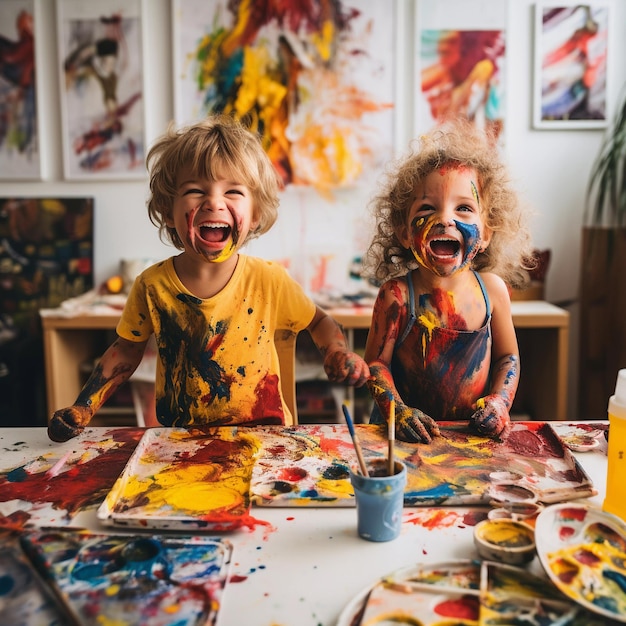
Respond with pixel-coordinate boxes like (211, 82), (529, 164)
(172, 0), (395, 195)
(533, 1), (610, 129)
(415, 0), (507, 142)
(0, 0), (39, 180)
(0, 196), (94, 333)
(56, 0), (146, 179)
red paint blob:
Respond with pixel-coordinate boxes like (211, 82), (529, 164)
(434, 594), (479, 619)
(277, 467), (308, 482)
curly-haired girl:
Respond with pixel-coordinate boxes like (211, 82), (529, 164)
(363, 120), (535, 443)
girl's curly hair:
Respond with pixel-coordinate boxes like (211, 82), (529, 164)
(362, 120), (535, 288)
(146, 114), (281, 250)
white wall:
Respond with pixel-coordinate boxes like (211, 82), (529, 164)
(2, 0), (624, 417)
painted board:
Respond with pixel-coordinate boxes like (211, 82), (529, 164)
(0, 428), (144, 530)
(19, 528), (232, 626)
(97, 423), (595, 530)
(97, 427), (264, 531)
(251, 421), (595, 506)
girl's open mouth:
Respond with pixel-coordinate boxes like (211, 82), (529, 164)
(429, 238), (460, 257)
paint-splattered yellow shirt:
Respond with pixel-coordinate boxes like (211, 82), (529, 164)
(117, 256), (316, 427)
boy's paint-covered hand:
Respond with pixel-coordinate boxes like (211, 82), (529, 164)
(396, 403), (441, 443)
(48, 406), (93, 442)
(470, 395), (510, 438)
(323, 350), (370, 387)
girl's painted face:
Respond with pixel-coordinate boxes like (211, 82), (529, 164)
(402, 165), (491, 277)
(168, 168), (258, 263)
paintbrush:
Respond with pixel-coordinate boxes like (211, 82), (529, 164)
(388, 396), (395, 476)
(46, 450), (72, 478)
(342, 404), (369, 477)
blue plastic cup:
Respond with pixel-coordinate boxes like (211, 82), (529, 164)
(349, 459), (407, 542)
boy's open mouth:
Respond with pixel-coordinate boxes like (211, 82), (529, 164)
(429, 238), (460, 257)
(199, 223), (231, 243)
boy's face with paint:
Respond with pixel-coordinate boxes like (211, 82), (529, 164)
(168, 166), (259, 264)
(400, 165), (491, 277)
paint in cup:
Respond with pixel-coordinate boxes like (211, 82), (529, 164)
(349, 459), (407, 542)
(604, 369), (626, 522)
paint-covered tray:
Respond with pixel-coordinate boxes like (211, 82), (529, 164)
(97, 427), (263, 530)
(251, 422), (596, 507)
(337, 560), (580, 626)
(535, 503), (626, 623)
(20, 528), (232, 626)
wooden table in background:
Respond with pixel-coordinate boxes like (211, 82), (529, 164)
(40, 300), (569, 422)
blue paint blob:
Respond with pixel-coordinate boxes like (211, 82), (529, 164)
(0, 574), (14, 595)
(6, 466), (28, 482)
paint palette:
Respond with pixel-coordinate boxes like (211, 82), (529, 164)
(337, 560), (581, 626)
(19, 529), (232, 626)
(97, 427), (263, 530)
(535, 503), (626, 623)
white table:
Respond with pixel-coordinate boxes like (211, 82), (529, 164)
(0, 423), (608, 625)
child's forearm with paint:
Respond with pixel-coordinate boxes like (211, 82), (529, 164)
(48, 337), (147, 442)
(307, 307), (370, 387)
(470, 353), (519, 438)
(367, 360), (440, 444)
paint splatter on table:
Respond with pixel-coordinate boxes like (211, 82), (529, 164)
(0, 428), (144, 529)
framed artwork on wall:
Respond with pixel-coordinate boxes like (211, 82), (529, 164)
(171, 0), (395, 196)
(415, 0), (508, 144)
(0, 196), (93, 331)
(0, 0), (40, 180)
(56, 0), (146, 180)
(533, 1), (611, 130)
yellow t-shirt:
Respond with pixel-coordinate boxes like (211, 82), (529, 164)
(117, 255), (316, 427)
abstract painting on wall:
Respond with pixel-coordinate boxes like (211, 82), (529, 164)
(533, 1), (611, 129)
(0, 197), (93, 331)
(0, 0), (40, 180)
(415, 0), (507, 144)
(56, 0), (146, 179)
(172, 0), (395, 196)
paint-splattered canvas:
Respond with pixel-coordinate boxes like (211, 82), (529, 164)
(97, 427), (266, 531)
(172, 0), (394, 195)
(56, 0), (145, 179)
(0, 197), (94, 332)
(0, 428), (143, 531)
(20, 529), (232, 626)
(0, 0), (39, 180)
(95, 423), (595, 531)
(252, 422), (595, 506)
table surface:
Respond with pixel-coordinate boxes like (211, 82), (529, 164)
(0, 423), (608, 626)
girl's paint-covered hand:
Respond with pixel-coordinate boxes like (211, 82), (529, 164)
(323, 350), (370, 387)
(396, 403), (441, 443)
(48, 406), (94, 442)
(470, 394), (510, 438)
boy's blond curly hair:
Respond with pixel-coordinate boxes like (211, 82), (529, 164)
(147, 114), (281, 250)
(363, 120), (535, 288)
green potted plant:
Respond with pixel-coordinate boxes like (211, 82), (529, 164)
(579, 84), (626, 418)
